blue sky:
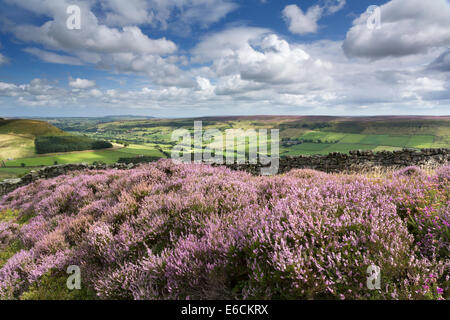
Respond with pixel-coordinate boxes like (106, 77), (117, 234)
(0, 0), (449, 117)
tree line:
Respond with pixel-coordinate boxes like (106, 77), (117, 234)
(35, 135), (113, 154)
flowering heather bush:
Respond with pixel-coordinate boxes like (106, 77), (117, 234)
(0, 160), (448, 300)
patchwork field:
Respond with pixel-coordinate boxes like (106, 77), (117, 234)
(4, 144), (166, 167)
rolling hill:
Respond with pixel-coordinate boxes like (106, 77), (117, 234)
(0, 119), (65, 160)
(0, 119), (64, 136)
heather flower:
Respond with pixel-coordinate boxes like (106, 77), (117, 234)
(0, 160), (448, 300)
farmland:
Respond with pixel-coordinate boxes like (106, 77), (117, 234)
(1, 116), (449, 179)
(51, 115), (450, 159)
(4, 144), (166, 167)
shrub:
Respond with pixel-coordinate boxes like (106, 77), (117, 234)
(0, 160), (447, 300)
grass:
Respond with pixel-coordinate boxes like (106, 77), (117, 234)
(406, 135), (435, 148)
(0, 240), (22, 269)
(0, 209), (24, 268)
(0, 119), (64, 136)
(282, 143), (332, 156)
(20, 271), (97, 300)
(338, 134), (367, 144)
(118, 144), (166, 157)
(0, 134), (35, 160)
(0, 167), (30, 180)
(1, 144), (167, 177)
(5, 150), (132, 167)
(300, 131), (347, 142)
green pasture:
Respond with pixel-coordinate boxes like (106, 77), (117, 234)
(3, 144), (166, 168)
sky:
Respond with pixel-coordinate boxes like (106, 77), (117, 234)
(0, 0), (449, 118)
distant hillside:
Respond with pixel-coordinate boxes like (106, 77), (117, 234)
(0, 119), (65, 161)
(0, 119), (64, 137)
(71, 115), (449, 156)
(0, 119), (112, 161)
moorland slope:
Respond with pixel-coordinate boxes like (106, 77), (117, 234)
(0, 160), (448, 300)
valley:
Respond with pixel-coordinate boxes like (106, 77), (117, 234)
(1, 115), (449, 179)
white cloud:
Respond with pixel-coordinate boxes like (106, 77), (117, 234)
(282, 1), (346, 35)
(0, 53), (9, 65)
(99, 0), (238, 30)
(400, 77), (446, 99)
(282, 4), (323, 35)
(24, 48), (83, 66)
(89, 88), (103, 97)
(0, 82), (19, 96)
(69, 78), (96, 89)
(4, 0), (184, 86)
(343, 0), (450, 59)
(324, 0), (346, 14)
(0, 42), (8, 65)
(6, 0), (177, 55)
(193, 28), (333, 93)
(13, 22), (176, 56)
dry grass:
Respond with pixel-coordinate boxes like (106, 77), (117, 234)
(0, 134), (35, 160)
(340, 162), (444, 179)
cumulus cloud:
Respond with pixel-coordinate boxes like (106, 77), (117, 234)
(13, 21), (176, 56)
(6, 0), (177, 55)
(69, 78), (96, 89)
(5, 0), (186, 86)
(282, 4), (323, 35)
(343, 0), (450, 59)
(282, 1), (346, 35)
(99, 0), (237, 30)
(0, 82), (19, 96)
(0, 78), (67, 106)
(193, 27), (333, 93)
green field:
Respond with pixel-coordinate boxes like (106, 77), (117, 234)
(4, 144), (166, 168)
(0, 167), (31, 180)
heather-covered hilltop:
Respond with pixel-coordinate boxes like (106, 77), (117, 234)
(0, 160), (448, 300)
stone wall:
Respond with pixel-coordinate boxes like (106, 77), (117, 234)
(0, 148), (448, 197)
(225, 148), (449, 175)
(0, 163), (137, 197)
